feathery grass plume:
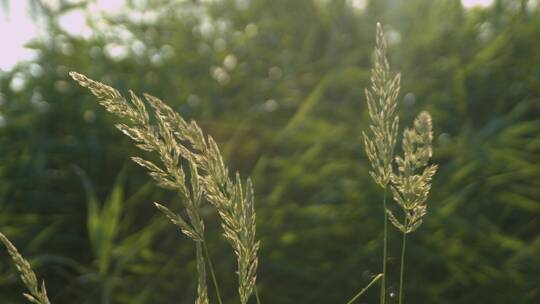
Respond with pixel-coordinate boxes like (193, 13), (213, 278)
(0, 232), (51, 304)
(362, 22), (401, 189)
(142, 92), (259, 304)
(70, 72), (258, 304)
(362, 22), (400, 304)
(145, 94), (259, 304)
(388, 111), (438, 234)
(69, 71), (209, 304)
(362, 24), (438, 304)
(389, 112), (437, 304)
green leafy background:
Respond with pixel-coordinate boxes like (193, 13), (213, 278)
(0, 0), (539, 303)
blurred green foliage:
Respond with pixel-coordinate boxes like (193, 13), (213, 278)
(0, 0), (539, 303)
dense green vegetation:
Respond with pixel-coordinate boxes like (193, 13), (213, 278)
(1, 0), (539, 303)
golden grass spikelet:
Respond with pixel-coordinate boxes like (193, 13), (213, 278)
(154, 202), (203, 241)
(70, 72), (259, 304)
(388, 111), (438, 234)
(362, 22), (401, 188)
(0, 232), (51, 304)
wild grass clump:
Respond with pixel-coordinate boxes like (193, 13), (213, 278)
(1, 22), (437, 304)
(362, 23), (437, 304)
(69, 71), (259, 304)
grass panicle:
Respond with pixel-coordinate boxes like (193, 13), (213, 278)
(389, 111), (437, 304)
(362, 23), (437, 304)
(70, 72), (259, 304)
(362, 22), (401, 189)
(388, 111), (438, 234)
(362, 22), (401, 304)
(0, 233), (51, 304)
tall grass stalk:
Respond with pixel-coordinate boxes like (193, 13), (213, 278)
(362, 22), (401, 304)
(387, 111), (437, 304)
(70, 71), (259, 304)
(363, 23), (437, 304)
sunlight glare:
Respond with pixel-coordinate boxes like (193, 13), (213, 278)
(462, 0), (494, 9)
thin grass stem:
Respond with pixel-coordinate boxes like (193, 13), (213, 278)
(380, 187), (388, 304)
(202, 241), (224, 304)
(347, 273), (383, 304)
(255, 286), (261, 304)
(398, 217), (408, 304)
